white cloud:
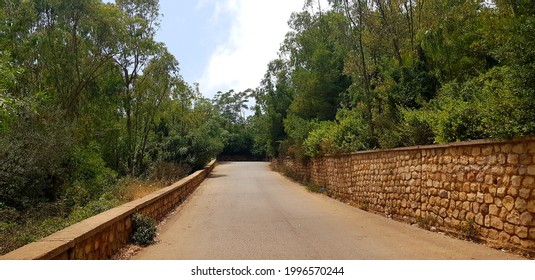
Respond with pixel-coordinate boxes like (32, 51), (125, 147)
(198, 0), (308, 98)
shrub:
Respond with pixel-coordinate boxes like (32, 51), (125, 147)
(130, 214), (156, 246)
(148, 161), (190, 184)
(460, 218), (480, 241)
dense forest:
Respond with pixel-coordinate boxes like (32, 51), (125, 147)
(0, 0), (234, 253)
(1, 0), (535, 254)
(242, 0), (535, 160)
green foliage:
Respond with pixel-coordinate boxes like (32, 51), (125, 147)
(306, 183), (324, 193)
(0, 116), (73, 210)
(130, 213), (156, 246)
(460, 218), (480, 241)
(1, 0), (224, 255)
(302, 109), (371, 157)
(68, 143), (117, 206)
(252, 0), (535, 160)
(416, 216), (438, 231)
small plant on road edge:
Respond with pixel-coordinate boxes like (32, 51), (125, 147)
(460, 218), (480, 241)
(306, 183), (324, 193)
(130, 214), (156, 246)
(416, 215), (437, 230)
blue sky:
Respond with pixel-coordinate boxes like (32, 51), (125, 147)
(106, 0), (328, 98)
(155, 1), (233, 94)
(160, 0), (305, 98)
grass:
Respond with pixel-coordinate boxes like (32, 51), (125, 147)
(415, 215), (438, 231)
(0, 178), (170, 256)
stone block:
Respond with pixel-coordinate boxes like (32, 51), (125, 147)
(519, 154), (532, 165)
(498, 154), (508, 165)
(504, 222), (515, 235)
(528, 166), (535, 176)
(489, 205), (500, 216)
(473, 202), (480, 214)
(475, 213), (484, 226)
(439, 207), (448, 218)
(506, 211), (520, 225)
(484, 193), (494, 204)
(492, 166), (504, 176)
(516, 226), (529, 239)
(502, 144), (512, 153)
(518, 188), (530, 200)
(482, 146), (493, 156)
(528, 199), (535, 214)
(462, 201), (471, 211)
(522, 176), (534, 187)
(480, 204), (489, 215)
(453, 209), (462, 220)
(485, 175), (493, 185)
(530, 228), (535, 239)
(505, 167), (517, 175)
(502, 196), (515, 211)
(84, 243), (92, 255)
(511, 176), (522, 188)
(487, 229), (499, 240)
(495, 197), (503, 207)
(507, 154), (519, 164)
(520, 212), (533, 226)
(496, 187), (507, 198)
(515, 197), (527, 212)
(467, 193), (476, 202)
(510, 236), (521, 245)
(512, 143), (525, 154)
(466, 212), (475, 221)
(528, 142), (535, 153)
(499, 231), (511, 242)
(491, 215), (504, 230)
(485, 215), (491, 227)
(476, 192), (484, 203)
(471, 147), (481, 156)
(520, 240), (534, 249)
(507, 187), (518, 197)
(499, 207), (509, 220)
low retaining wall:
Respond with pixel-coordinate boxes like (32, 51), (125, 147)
(0, 160), (216, 260)
(274, 138), (535, 255)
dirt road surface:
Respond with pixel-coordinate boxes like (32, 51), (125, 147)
(133, 162), (524, 260)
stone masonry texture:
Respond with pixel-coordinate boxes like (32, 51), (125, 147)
(274, 138), (535, 255)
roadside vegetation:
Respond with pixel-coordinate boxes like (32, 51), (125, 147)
(0, 0), (227, 255)
(2, 0), (535, 255)
(230, 1), (535, 161)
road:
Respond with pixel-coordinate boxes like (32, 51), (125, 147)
(133, 162), (524, 260)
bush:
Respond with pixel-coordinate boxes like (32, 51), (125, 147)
(130, 214), (156, 246)
(0, 116), (73, 210)
(68, 143), (117, 205)
(460, 218), (480, 241)
(148, 162), (190, 184)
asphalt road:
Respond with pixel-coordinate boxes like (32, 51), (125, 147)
(133, 162), (524, 260)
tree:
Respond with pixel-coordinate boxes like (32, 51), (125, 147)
(114, 0), (161, 175)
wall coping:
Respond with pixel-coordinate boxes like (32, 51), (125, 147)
(321, 136), (535, 158)
(0, 160), (216, 260)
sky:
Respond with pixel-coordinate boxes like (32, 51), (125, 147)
(156, 0), (307, 98)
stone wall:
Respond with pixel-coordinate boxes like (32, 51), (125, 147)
(0, 160), (216, 260)
(274, 138), (535, 255)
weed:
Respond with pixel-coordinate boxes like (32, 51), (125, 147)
(460, 218), (480, 241)
(416, 215), (438, 230)
(306, 184), (324, 193)
(130, 214), (156, 246)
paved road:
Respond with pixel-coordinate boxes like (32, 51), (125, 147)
(133, 162), (524, 260)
